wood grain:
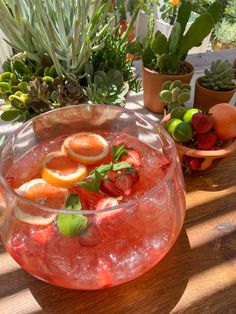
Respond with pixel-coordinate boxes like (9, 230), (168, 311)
(1, 49), (236, 313)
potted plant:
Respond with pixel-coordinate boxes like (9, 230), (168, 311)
(161, 103), (236, 171)
(212, 18), (236, 50)
(139, 0), (222, 113)
(159, 79), (191, 113)
(194, 59), (236, 111)
(0, 0), (140, 124)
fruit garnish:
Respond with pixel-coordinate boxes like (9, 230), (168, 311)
(57, 193), (88, 237)
(111, 173), (133, 196)
(120, 149), (142, 167)
(6, 176), (14, 187)
(95, 198), (123, 224)
(112, 144), (128, 161)
(41, 151), (87, 188)
(195, 132), (218, 150)
(191, 112), (214, 133)
(15, 178), (68, 225)
(170, 107), (187, 120)
(30, 224), (54, 244)
(188, 157), (203, 171)
(62, 132), (109, 165)
(100, 179), (122, 197)
(183, 108), (200, 123)
(77, 161), (132, 193)
(172, 122), (193, 143)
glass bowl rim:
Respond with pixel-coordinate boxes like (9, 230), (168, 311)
(0, 104), (178, 215)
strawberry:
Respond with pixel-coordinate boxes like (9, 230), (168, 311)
(107, 170), (119, 182)
(188, 158), (203, 171)
(113, 174), (133, 196)
(100, 179), (122, 197)
(95, 198), (123, 224)
(195, 132), (218, 150)
(96, 198), (119, 210)
(79, 224), (102, 247)
(30, 224), (54, 245)
(191, 113), (214, 134)
(121, 149), (142, 167)
(6, 176), (14, 187)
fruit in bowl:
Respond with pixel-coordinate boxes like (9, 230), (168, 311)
(0, 105), (186, 290)
(161, 103), (236, 171)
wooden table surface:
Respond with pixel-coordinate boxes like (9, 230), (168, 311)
(1, 48), (236, 313)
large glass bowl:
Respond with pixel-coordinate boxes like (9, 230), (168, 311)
(0, 105), (185, 290)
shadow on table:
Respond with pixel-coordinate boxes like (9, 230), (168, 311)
(28, 229), (190, 314)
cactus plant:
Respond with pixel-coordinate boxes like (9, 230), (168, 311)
(140, 0), (222, 74)
(201, 59), (235, 91)
(160, 80), (191, 112)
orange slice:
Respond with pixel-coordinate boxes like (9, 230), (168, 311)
(41, 151), (87, 188)
(62, 132), (109, 165)
(15, 178), (68, 225)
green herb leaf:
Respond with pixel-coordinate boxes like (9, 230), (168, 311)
(65, 193), (82, 210)
(78, 170), (102, 193)
(78, 162), (132, 193)
(112, 144), (128, 161)
(57, 194), (88, 237)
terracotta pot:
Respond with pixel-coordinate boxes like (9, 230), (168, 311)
(161, 114), (236, 171)
(142, 62), (194, 114)
(194, 77), (236, 112)
(119, 20), (136, 42)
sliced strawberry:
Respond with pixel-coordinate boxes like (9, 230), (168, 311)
(95, 198), (123, 224)
(100, 179), (122, 197)
(107, 170), (119, 182)
(121, 149), (142, 167)
(79, 224), (102, 247)
(113, 174), (133, 196)
(6, 176), (14, 187)
(30, 224), (54, 245)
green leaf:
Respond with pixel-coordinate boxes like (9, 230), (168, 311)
(78, 170), (102, 193)
(112, 145), (128, 161)
(168, 23), (182, 54)
(1, 110), (21, 121)
(65, 193), (82, 210)
(151, 31), (168, 55)
(90, 164), (113, 178)
(57, 194), (88, 237)
(176, 0), (192, 38)
(113, 162), (131, 171)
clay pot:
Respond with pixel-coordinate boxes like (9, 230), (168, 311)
(194, 77), (236, 112)
(119, 20), (136, 42)
(142, 62), (194, 114)
(161, 114), (236, 171)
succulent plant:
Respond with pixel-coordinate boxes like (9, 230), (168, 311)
(56, 78), (85, 105)
(85, 63), (129, 106)
(201, 59), (235, 91)
(141, 0), (222, 74)
(160, 80), (191, 112)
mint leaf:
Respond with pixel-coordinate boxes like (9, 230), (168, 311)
(57, 194), (88, 237)
(112, 145), (128, 161)
(113, 162), (131, 170)
(78, 162), (132, 193)
(78, 170), (102, 193)
(65, 193), (82, 210)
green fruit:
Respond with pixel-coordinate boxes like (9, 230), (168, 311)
(165, 118), (182, 135)
(183, 108), (200, 123)
(173, 122), (193, 143)
(170, 107), (188, 120)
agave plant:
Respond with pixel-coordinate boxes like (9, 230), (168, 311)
(0, 0), (114, 77)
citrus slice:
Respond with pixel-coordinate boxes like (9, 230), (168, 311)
(15, 178), (68, 225)
(62, 132), (109, 165)
(41, 151), (87, 188)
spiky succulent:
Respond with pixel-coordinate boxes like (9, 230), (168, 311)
(201, 59), (235, 91)
(160, 80), (191, 112)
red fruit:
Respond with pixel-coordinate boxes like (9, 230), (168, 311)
(192, 113), (214, 133)
(188, 158), (203, 171)
(100, 179), (122, 197)
(211, 146), (221, 150)
(107, 170), (119, 182)
(195, 132), (218, 150)
(129, 172), (140, 184)
(113, 174), (133, 196)
(6, 176), (14, 187)
(79, 224), (102, 247)
(95, 198), (123, 224)
(30, 224), (54, 245)
(121, 149), (142, 167)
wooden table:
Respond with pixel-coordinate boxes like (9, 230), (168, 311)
(1, 49), (236, 313)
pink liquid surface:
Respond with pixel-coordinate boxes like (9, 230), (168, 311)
(5, 132), (185, 290)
